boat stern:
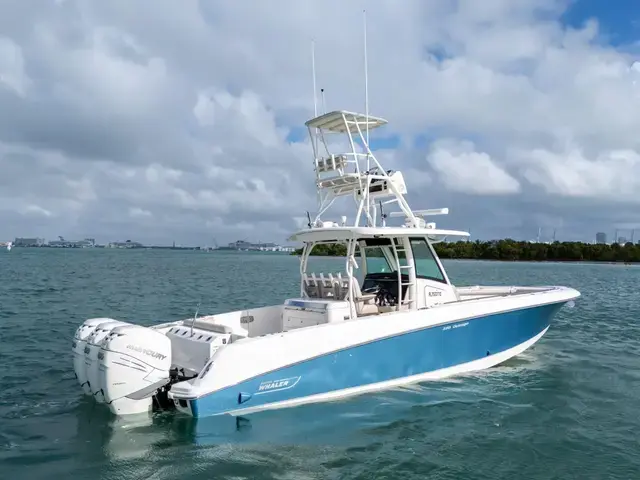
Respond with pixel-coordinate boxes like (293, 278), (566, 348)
(168, 381), (199, 416)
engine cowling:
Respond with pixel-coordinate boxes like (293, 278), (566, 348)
(73, 318), (116, 395)
(99, 324), (172, 416)
(84, 320), (131, 402)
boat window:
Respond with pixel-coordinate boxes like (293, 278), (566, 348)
(362, 246), (391, 274)
(409, 238), (446, 283)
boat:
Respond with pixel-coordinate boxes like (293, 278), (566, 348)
(0, 241), (11, 251)
(71, 106), (580, 418)
(71, 35), (580, 420)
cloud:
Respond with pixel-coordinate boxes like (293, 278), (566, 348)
(427, 139), (521, 195)
(0, 0), (640, 244)
(521, 147), (640, 200)
(0, 37), (30, 96)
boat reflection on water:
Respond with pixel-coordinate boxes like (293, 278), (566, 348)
(73, 389), (421, 461)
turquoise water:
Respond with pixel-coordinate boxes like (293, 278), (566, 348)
(1, 250), (639, 479)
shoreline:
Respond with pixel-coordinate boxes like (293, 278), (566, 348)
(292, 239), (640, 263)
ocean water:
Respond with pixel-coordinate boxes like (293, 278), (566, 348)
(0, 249), (639, 479)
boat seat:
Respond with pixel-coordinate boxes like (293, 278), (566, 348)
(302, 273), (323, 298)
(318, 273), (336, 298)
(331, 273), (350, 300)
(303, 272), (349, 300)
(190, 319), (247, 341)
(350, 277), (378, 316)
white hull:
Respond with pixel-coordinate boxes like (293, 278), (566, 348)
(72, 284), (578, 419)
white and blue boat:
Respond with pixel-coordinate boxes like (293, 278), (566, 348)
(72, 106), (580, 419)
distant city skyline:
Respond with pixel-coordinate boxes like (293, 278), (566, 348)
(9, 227), (640, 248)
(10, 235), (296, 250)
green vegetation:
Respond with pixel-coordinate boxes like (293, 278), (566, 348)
(292, 239), (640, 263)
(294, 243), (349, 257)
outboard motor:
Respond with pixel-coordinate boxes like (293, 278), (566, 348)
(99, 324), (172, 416)
(73, 318), (116, 395)
(84, 320), (130, 402)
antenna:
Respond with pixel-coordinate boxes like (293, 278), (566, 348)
(363, 9), (373, 224)
(190, 302), (200, 336)
(379, 201), (387, 227)
(311, 40), (318, 117)
(363, 9), (369, 149)
(306, 211), (312, 228)
(320, 88), (326, 114)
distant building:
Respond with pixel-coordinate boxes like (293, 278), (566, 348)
(48, 236), (96, 248)
(223, 240), (295, 252)
(106, 240), (143, 249)
(595, 232), (607, 244)
(13, 237), (45, 247)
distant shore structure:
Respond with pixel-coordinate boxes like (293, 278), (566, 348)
(105, 240), (144, 249)
(218, 240), (296, 253)
(9, 236), (295, 252)
(12, 236), (96, 248)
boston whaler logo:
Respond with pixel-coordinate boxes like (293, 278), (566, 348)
(126, 344), (167, 361)
(256, 376), (301, 395)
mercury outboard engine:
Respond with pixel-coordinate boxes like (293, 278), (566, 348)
(73, 318), (117, 395)
(84, 320), (131, 402)
(99, 324), (172, 415)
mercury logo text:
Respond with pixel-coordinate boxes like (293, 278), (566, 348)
(126, 344), (167, 360)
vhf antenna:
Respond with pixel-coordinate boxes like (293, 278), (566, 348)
(320, 88), (326, 114)
(190, 302), (200, 336)
(363, 9), (369, 149)
(363, 10), (373, 223)
(379, 201), (387, 227)
(311, 39), (318, 117)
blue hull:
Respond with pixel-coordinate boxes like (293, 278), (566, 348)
(189, 302), (563, 417)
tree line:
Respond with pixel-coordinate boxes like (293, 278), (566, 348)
(293, 239), (640, 263)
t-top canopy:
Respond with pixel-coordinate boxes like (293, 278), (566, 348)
(289, 226), (470, 243)
(305, 110), (388, 134)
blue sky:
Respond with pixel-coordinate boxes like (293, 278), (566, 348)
(285, 0), (640, 162)
(562, 0), (640, 47)
(1, 0), (640, 245)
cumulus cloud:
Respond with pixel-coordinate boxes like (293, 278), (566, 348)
(0, 37), (30, 96)
(0, 0), (639, 244)
(521, 147), (640, 199)
(427, 140), (521, 195)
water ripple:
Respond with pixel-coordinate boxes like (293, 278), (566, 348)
(0, 252), (638, 479)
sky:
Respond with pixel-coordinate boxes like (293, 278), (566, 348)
(1, 0), (640, 246)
